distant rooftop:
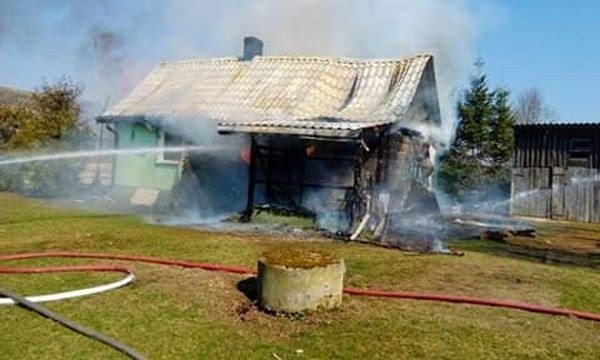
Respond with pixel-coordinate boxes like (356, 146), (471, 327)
(515, 121), (600, 128)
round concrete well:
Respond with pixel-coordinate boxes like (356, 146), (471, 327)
(257, 249), (345, 313)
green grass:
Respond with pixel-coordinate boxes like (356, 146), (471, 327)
(514, 219), (600, 255)
(249, 209), (315, 229)
(0, 192), (599, 359)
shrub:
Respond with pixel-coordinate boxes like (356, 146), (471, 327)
(0, 78), (92, 197)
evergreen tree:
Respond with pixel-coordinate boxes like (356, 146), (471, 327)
(489, 89), (516, 172)
(438, 61), (515, 200)
(455, 71), (492, 159)
(438, 63), (492, 197)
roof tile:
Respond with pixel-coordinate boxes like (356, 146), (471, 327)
(103, 54), (434, 136)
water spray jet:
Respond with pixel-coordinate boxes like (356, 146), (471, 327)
(0, 146), (229, 167)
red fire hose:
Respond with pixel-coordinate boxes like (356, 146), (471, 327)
(343, 288), (600, 321)
(2, 251), (600, 322)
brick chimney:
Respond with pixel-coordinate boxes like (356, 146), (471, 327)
(242, 36), (263, 61)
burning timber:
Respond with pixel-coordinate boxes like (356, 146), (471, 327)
(97, 36), (443, 247)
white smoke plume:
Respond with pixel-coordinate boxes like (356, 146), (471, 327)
(0, 0), (501, 144)
(0, 0), (511, 242)
(163, 0), (484, 145)
(238, 0), (477, 146)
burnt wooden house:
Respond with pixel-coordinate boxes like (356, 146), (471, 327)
(511, 122), (600, 222)
(101, 37), (443, 240)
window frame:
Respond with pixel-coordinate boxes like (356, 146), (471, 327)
(156, 130), (183, 165)
(568, 137), (592, 167)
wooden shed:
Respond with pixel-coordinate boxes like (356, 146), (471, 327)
(98, 37), (443, 244)
(511, 122), (600, 222)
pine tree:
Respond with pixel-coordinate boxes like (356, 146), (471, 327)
(455, 72), (492, 158)
(438, 62), (494, 197)
(437, 60), (515, 200)
(488, 88), (516, 182)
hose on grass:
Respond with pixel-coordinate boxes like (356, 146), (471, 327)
(342, 287), (600, 321)
(0, 284), (146, 360)
(0, 252), (256, 359)
(0, 264), (134, 305)
(0, 251), (255, 275)
(0, 251), (599, 330)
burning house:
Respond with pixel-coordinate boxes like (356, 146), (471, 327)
(511, 122), (600, 223)
(98, 37), (443, 242)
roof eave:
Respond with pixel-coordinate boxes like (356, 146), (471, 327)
(515, 122), (600, 129)
(217, 124), (362, 139)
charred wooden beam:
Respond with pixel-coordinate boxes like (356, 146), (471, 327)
(242, 135), (257, 221)
(266, 137), (274, 201)
(254, 179), (354, 191)
(350, 138), (365, 226)
(255, 147), (355, 162)
(299, 139), (306, 203)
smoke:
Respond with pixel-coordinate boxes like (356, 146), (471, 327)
(0, 1), (148, 104)
(168, 0), (484, 146)
(78, 27), (126, 102)
(0, 0), (508, 243)
(142, 116), (249, 220)
(0, 0), (501, 144)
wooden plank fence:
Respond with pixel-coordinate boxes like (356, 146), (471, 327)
(511, 167), (600, 223)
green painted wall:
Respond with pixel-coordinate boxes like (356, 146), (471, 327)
(114, 122), (180, 191)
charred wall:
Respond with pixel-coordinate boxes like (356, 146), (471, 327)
(250, 135), (365, 230)
(244, 127), (437, 237)
(366, 129), (439, 244)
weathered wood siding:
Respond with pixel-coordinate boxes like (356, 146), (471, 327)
(511, 124), (600, 223)
(511, 167), (600, 222)
(562, 168), (600, 223)
(514, 125), (600, 168)
(510, 168), (551, 218)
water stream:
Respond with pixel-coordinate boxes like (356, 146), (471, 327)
(0, 146), (227, 167)
(465, 174), (600, 213)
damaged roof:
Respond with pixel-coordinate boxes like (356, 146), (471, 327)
(102, 54), (441, 137)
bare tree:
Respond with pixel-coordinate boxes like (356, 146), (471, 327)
(514, 88), (559, 124)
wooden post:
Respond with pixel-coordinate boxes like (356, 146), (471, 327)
(243, 135), (257, 221)
(299, 139), (306, 205)
(266, 137), (273, 202)
(374, 131), (384, 184)
(352, 139), (364, 225)
(92, 122), (105, 187)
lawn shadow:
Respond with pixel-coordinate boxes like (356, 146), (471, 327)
(236, 276), (258, 302)
(450, 238), (600, 270)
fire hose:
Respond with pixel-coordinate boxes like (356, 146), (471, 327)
(1, 251), (600, 359)
(0, 284), (146, 360)
(0, 264), (135, 305)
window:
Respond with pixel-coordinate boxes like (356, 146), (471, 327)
(568, 138), (591, 167)
(157, 131), (183, 164)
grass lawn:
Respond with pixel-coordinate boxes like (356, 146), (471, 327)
(507, 219), (600, 255)
(0, 192), (599, 359)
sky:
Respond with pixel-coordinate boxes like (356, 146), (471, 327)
(478, 0), (600, 122)
(0, 0), (598, 123)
